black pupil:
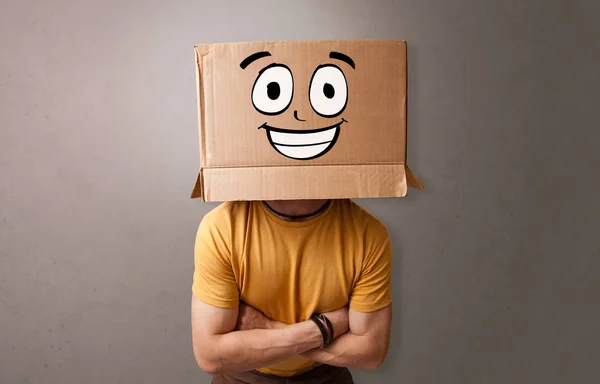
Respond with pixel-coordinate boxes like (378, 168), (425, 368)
(267, 82), (281, 100)
(323, 83), (335, 99)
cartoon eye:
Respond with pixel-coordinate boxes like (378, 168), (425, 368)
(252, 64), (294, 115)
(309, 64), (348, 118)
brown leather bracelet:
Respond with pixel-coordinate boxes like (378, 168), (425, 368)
(309, 315), (328, 348)
(317, 314), (335, 345)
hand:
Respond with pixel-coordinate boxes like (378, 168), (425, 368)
(321, 306), (350, 339)
(236, 302), (283, 330)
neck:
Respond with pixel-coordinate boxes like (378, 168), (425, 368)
(263, 199), (331, 222)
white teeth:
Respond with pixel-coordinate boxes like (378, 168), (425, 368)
(270, 127), (337, 146)
(274, 143), (331, 159)
(267, 126), (340, 160)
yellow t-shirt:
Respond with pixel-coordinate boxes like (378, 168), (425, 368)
(191, 199), (392, 377)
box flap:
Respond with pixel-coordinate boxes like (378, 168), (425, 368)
(194, 163), (423, 202)
(405, 165), (425, 190)
(190, 171), (204, 200)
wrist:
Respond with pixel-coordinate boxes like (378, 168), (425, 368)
(303, 320), (325, 350)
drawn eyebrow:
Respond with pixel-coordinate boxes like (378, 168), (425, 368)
(329, 51), (355, 69)
(240, 51), (272, 69)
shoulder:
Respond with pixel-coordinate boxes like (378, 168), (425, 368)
(340, 200), (391, 255)
(336, 199), (390, 245)
(198, 201), (252, 236)
(195, 201), (255, 257)
(201, 201), (250, 224)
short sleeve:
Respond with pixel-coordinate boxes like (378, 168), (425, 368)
(349, 233), (393, 313)
(191, 211), (240, 309)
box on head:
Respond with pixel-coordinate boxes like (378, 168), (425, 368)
(191, 39), (424, 202)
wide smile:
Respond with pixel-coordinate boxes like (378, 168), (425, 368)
(259, 119), (346, 160)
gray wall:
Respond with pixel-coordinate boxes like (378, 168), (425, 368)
(1, 0), (599, 383)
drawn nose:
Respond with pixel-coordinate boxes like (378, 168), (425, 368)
(294, 110), (306, 122)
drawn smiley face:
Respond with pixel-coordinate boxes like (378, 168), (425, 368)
(240, 51), (355, 160)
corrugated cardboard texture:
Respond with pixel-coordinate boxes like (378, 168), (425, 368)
(192, 39), (423, 201)
(199, 164), (414, 201)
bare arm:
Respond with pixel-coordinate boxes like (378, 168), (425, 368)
(191, 296), (323, 374)
(237, 302), (391, 370)
(300, 305), (392, 369)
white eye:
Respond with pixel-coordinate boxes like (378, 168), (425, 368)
(309, 65), (348, 117)
(252, 64), (294, 115)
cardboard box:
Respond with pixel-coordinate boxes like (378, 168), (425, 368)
(191, 39), (424, 201)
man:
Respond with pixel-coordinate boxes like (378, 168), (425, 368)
(191, 198), (393, 383)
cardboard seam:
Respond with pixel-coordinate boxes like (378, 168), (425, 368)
(403, 41), (409, 162)
(199, 168), (205, 201)
(196, 48), (207, 168)
(202, 162), (407, 170)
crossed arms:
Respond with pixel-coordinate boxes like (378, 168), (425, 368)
(191, 297), (392, 374)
